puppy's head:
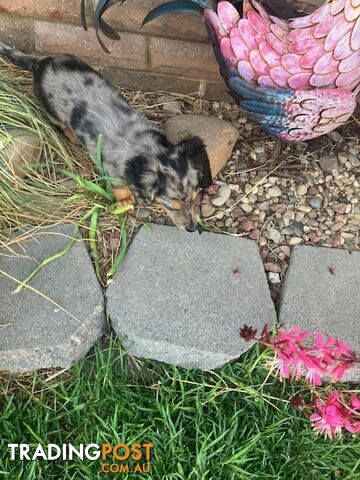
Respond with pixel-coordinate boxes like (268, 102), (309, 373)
(147, 136), (212, 231)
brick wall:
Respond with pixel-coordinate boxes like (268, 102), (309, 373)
(0, 0), (229, 99)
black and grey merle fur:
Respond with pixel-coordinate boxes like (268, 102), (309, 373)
(0, 43), (212, 232)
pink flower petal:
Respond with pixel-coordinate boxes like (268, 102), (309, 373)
(331, 364), (349, 381)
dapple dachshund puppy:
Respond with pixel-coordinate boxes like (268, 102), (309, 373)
(0, 42), (212, 232)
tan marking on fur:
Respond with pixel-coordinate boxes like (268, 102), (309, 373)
(61, 125), (81, 145)
(113, 186), (135, 207)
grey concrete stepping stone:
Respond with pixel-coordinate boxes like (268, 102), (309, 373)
(0, 224), (106, 372)
(279, 245), (360, 382)
(107, 225), (275, 370)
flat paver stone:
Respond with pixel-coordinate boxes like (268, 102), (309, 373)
(0, 224), (106, 372)
(279, 245), (360, 382)
(107, 225), (276, 370)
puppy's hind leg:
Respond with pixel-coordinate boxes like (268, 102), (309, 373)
(59, 123), (82, 145)
(45, 115), (81, 146)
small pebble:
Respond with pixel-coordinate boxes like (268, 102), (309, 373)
(296, 184), (308, 196)
(280, 245), (291, 257)
(264, 261), (282, 273)
(137, 208), (152, 219)
(241, 203), (253, 213)
(268, 186), (282, 198)
(211, 185), (231, 207)
(309, 196), (323, 210)
(268, 228), (282, 244)
(201, 204), (215, 218)
(268, 272), (281, 284)
(289, 237), (303, 246)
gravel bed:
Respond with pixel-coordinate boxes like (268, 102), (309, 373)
(123, 89), (359, 303)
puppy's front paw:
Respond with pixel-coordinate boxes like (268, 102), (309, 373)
(113, 186), (135, 207)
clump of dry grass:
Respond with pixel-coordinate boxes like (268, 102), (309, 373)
(0, 60), (95, 249)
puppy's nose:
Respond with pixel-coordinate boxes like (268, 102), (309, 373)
(185, 224), (197, 233)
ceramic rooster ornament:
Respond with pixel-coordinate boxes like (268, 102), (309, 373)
(203, 0), (360, 140)
(142, 0), (360, 141)
(86, 0), (360, 141)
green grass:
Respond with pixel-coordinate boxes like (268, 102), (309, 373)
(1, 335), (359, 480)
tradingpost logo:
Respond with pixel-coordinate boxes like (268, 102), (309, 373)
(8, 442), (154, 475)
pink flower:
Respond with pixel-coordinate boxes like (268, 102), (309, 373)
(331, 363), (350, 382)
(266, 327), (356, 385)
(310, 392), (360, 437)
(310, 392), (351, 439)
(268, 327), (326, 385)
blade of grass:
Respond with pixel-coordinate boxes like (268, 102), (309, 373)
(62, 171), (113, 202)
(89, 207), (100, 278)
(107, 215), (128, 277)
(13, 206), (99, 293)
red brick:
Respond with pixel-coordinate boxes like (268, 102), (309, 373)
(0, 0), (81, 22)
(90, 0), (208, 41)
(99, 66), (232, 100)
(0, 14), (34, 52)
(34, 21), (148, 69)
(149, 36), (220, 80)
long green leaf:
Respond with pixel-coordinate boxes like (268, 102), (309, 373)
(63, 171), (113, 202)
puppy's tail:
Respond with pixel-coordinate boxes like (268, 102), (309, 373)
(0, 41), (37, 71)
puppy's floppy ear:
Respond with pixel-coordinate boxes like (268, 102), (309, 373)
(125, 154), (161, 202)
(182, 136), (212, 188)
